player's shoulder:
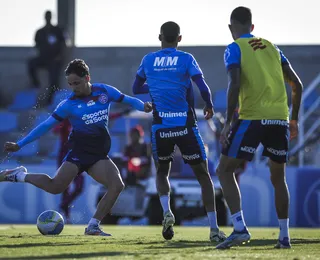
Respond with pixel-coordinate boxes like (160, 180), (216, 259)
(91, 83), (113, 92)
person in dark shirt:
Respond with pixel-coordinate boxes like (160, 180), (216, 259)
(123, 125), (151, 185)
(28, 10), (66, 106)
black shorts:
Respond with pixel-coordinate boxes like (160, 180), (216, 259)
(222, 119), (289, 163)
(151, 125), (207, 165)
(64, 150), (109, 173)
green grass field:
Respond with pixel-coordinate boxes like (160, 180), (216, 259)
(0, 225), (319, 260)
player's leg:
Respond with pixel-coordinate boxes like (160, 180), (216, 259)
(0, 161), (79, 194)
(85, 159), (124, 236)
(262, 121), (291, 248)
(152, 127), (176, 240)
(216, 120), (260, 249)
(60, 173), (85, 222)
(177, 126), (226, 242)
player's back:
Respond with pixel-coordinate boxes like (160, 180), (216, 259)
(234, 36), (288, 120)
(141, 48), (196, 112)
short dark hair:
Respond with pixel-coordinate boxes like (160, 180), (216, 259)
(160, 21), (180, 43)
(65, 59), (90, 77)
(230, 6), (252, 25)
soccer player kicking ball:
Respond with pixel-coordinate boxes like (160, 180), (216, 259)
(0, 59), (152, 236)
(215, 7), (303, 249)
(132, 21), (226, 242)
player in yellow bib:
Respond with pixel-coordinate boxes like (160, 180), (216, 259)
(216, 7), (303, 249)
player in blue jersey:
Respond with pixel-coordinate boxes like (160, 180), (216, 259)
(132, 21), (226, 242)
(0, 59), (152, 236)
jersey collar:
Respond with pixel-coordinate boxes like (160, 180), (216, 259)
(161, 47), (176, 52)
(240, 33), (254, 38)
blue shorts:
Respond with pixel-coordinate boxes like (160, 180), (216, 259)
(151, 125), (207, 165)
(64, 150), (109, 173)
(64, 131), (111, 172)
(222, 119), (289, 163)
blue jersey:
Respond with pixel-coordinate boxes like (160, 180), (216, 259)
(17, 83), (145, 158)
(137, 48), (203, 127)
(52, 83), (123, 135)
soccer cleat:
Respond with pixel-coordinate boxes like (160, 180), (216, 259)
(216, 228), (251, 249)
(210, 229), (227, 242)
(84, 225), (111, 236)
(162, 211), (175, 240)
(274, 237), (291, 249)
(0, 166), (27, 182)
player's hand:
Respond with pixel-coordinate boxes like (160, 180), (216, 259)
(203, 106), (214, 120)
(220, 123), (231, 147)
(144, 102), (153, 113)
(289, 120), (298, 140)
(4, 142), (20, 153)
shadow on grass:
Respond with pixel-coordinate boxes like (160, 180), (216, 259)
(246, 238), (320, 247)
(0, 252), (128, 259)
(146, 239), (211, 249)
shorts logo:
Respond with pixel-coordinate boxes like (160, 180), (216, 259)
(99, 93), (108, 104)
(158, 155), (173, 161)
(267, 148), (287, 156)
(261, 120), (288, 126)
(87, 100), (95, 107)
(182, 154), (200, 160)
(159, 111), (187, 118)
(159, 128), (188, 138)
(240, 146), (256, 154)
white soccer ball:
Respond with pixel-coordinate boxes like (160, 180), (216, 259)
(37, 210), (65, 235)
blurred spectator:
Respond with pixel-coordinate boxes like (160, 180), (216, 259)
(123, 125), (151, 185)
(28, 10), (66, 107)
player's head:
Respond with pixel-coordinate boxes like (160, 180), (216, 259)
(229, 6), (254, 40)
(65, 59), (91, 96)
(44, 11), (52, 25)
(159, 21), (182, 47)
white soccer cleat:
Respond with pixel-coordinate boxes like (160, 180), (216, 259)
(0, 166), (27, 182)
(210, 229), (227, 242)
(162, 211), (175, 240)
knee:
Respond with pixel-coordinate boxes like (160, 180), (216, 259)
(157, 163), (170, 176)
(110, 180), (125, 194)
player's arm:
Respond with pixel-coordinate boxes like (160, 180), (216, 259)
(225, 68), (241, 124)
(107, 85), (152, 112)
(13, 100), (69, 150)
(276, 47), (303, 121)
(132, 55), (149, 94)
(188, 54), (214, 119)
(16, 116), (60, 148)
(224, 43), (241, 124)
(132, 75), (149, 94)
(191, 74), (213, 109)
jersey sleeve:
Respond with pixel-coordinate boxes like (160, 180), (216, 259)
(224, 42), (241, 70)
(52, 100), (70, 121)
(136, 55), (147, 79)
(274, 45), (290, 65)
(104, 85), (125, 103)
(187, 54), (203, 77)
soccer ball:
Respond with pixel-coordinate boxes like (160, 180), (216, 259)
(37, 210), (65, 235)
